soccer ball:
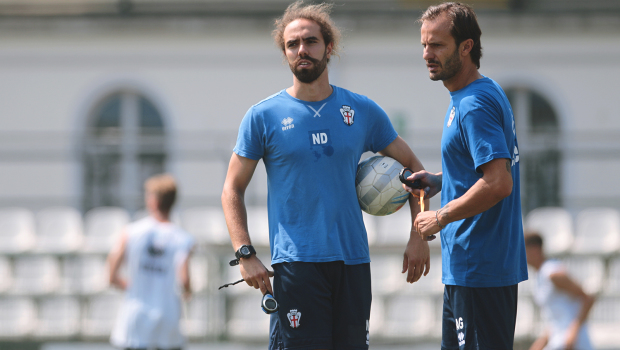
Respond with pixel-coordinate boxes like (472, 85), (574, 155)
(355, 155), (409, 216)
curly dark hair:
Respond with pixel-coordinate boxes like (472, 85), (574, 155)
(272, 0), (341, 59)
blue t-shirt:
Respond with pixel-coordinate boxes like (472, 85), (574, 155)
(234, 86), (398, 265)
(440, 76), (528, 287)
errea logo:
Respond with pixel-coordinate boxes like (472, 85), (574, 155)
(281, 117), (294, 131)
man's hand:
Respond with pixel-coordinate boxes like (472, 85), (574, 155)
(415, 210), (443, 240)
(239, 255), (274, 295)
(528, 330), (549, 350)
(107, 230), (129, 290)
(402, 233), (430, 283)
(404, 170), (442, 199)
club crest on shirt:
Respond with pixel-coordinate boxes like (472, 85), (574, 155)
(340, 105), (355, 126)
(448, 106), (455, 127)
(287, 309), (301, 328)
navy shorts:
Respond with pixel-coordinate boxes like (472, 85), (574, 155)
(441, 284), (518, 350)
(269, 261), (372, 350)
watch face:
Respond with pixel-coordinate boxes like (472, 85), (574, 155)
(241, 246), (250, 255)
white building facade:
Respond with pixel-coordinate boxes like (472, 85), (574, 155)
(1, 2), (619, 216)
(1, 1), (620, 348)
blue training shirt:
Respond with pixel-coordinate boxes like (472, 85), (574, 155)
(440, 76), (528, 287)
(234, 86), (398, 265)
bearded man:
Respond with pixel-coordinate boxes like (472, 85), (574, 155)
(221, 1), (429, 349)
(405, 2), (528, 349)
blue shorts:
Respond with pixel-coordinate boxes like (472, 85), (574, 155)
(441, 284), (518, 350)
(269, 261), (371, 350)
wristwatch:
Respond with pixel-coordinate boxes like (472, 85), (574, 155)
(229, 244), (256, 266)
(236, 244), (256, 259)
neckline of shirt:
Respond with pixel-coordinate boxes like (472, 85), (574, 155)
(281, 85), (338, 105)
(449, 75), (490, 96)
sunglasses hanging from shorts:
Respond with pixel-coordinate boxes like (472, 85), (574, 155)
(222, 245), (278, 313)
(219, 268), (279, 314)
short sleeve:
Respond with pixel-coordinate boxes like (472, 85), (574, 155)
(233, 106), (265, 160)
(174, 233), (195, 267)
(185, 234), (195, 253)
(541, 260), (564, 279)
(364, 99), (398, 153)
(460, 100), (511, 172)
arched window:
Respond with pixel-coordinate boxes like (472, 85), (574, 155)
(82, 91), (167, 213)
(505, 88), (561, 214)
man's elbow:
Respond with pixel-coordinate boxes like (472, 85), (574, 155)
(498, 181), (513, 199)
(106, 259), (115, 285)
(221, 183), (229, 200)
(221, 184), (234, 205)
(493, 176), (513, 201)
(583, 294), (596, 308)
(109, 274), (120, 288)
(221, 182), (242, 204)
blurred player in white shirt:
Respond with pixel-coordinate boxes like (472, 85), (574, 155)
(108, 174), (194, 350)
(525, 231), (595, 350)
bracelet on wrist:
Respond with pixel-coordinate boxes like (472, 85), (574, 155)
(435, 210), (445, 229)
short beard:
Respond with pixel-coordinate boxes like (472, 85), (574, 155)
(429, 46), (462, 82)
(289, 50), (329, 84)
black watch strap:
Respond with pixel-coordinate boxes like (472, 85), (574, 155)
(235, 244), (256, 259)
(230, 245), (256, 266)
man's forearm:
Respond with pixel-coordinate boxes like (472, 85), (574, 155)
(437, 159), (512, 226)
(222, 187), (253, 249)
(437, 182), (505, 226)
(110, 276), (127, 290)
(528, 331), (548, 350)
(378, 136), (428, 227)
(575, 294), (595, 327)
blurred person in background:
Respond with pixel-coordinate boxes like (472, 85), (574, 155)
(408, 2), (528, 349)
(108, 174), (194, 350)
(221, 1), (429, 348)
(525, 231), (595, 350)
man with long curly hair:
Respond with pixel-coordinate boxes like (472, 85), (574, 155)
(222, 1), (429, 349)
